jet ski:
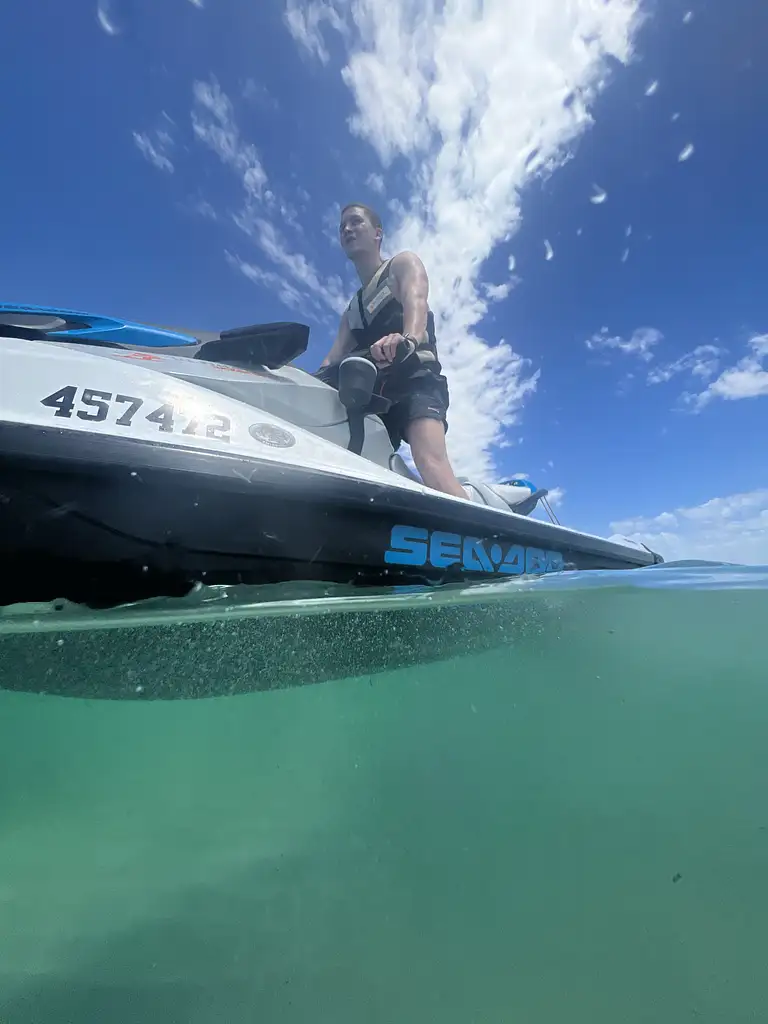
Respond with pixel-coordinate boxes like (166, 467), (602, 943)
(0, 303), (663, 608)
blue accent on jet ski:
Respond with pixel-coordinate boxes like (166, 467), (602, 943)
(500, 477), (536, 492)
(0, 303), (198, 348)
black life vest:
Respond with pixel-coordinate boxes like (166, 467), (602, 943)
(344, 258), (439, 365)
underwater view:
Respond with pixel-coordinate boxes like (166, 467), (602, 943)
(1, 565), (767, 1022)
(3, 0), (768, 1019)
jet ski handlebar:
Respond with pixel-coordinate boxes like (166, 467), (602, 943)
(383, 336), (417, 364)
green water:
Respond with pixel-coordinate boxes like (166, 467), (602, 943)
(1, 568), (767, 1021)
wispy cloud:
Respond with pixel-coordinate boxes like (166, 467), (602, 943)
(187, 78), (353, 327)
(225, 252), (308, 313)
(192, 76), (267, 197)
(132, 116), (175, 174)
(646, 344), (723, 385)
(586, 326), (663, 363)
(682, 334), (768, 410)
(96, 0), (121, 35)
(180, 196), (219, 221)
(610, 489), (768, 564)
(243, 218), (348, 313)
(283, 0), (345, 65)
(242, 78), (279, 111)
(283, 0), (643, 479)
(366, 172), (385, 195)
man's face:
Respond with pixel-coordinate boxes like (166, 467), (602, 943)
(339, 206), (380, 258)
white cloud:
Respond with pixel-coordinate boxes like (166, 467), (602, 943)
(96, 0), (120, 35)
(645, 79), (659, 96)
(683, 334), (768, 410)
(586, 326), (663, 363)
(678, 142), (695, 162)
(225, 252), (309, 313)
(646, 344), (723, 385)
(284, 0), (346, 64)
(243, 218), (348, 313)
(188, 79), (351, 328)
(483, 281), (513, 302)
(544, 239), (555, 261)
(191, 76), (267, 197)
(132, 124), (175, 174)
(242, 78), (279, 111)
(190, 198), (218, 220)
(547, 486), (565, 508)
(366, 172), (385, 195)
(610, 490), (768, 565)
(283, 0), (644, 480)
(590, 184), (608, 204)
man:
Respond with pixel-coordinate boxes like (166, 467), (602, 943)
(320, 203), (467, 499)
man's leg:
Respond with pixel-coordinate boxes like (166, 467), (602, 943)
(405, 417), (468, 499)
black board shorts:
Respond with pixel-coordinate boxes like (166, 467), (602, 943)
(378, 366), (450, 451)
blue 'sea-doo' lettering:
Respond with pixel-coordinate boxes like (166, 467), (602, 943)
(384, 525), (565, 576)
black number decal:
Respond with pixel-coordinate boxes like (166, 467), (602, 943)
(146, 403), (175, 433)
(39, 387), (232, 442)
(40, 386), (77, 418)
(77, 388), (112, 422)
(114, 394), (143, 426)
(206, 415), (231, 442)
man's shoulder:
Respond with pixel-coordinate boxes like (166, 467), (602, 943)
(390, 250), (424, 268)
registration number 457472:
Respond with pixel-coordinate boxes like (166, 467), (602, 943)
(39, 385), (232, 442)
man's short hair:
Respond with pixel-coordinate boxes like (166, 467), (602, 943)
(340, 203), (382, 232)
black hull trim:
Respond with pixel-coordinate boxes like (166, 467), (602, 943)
(0, 423), (660, 608)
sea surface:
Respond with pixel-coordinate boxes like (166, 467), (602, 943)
(0, 562), (766, 1023)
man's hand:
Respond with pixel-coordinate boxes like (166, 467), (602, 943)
(369, 333), (405, 365)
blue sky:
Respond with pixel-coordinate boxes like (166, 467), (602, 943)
(2, 0), (767, 562)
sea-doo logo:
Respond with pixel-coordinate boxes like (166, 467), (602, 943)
(384, 525), (565, 576)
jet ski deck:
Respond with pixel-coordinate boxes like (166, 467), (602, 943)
(0, 303), (663, 608)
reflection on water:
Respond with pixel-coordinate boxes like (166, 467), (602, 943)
(0, 565), (766, 1021)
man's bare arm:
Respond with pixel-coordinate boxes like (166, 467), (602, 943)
(390, 251), (430, 342)
(320, 312), (355, 367)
